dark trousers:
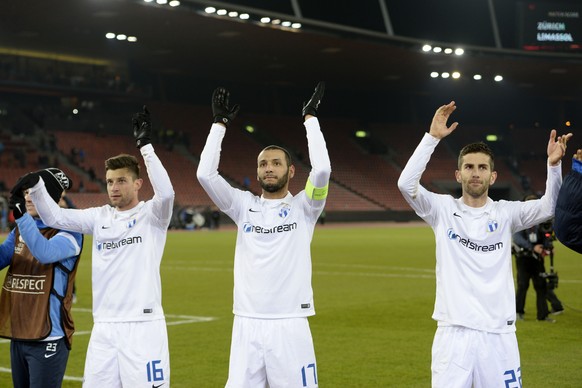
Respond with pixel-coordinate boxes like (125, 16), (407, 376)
(515, 254), (549, 320)
(547, 288), (564, 312)
(11, 337), (70, 388)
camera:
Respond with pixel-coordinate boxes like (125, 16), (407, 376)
(538, 219), (559, 290)
(539, 220), (555, 251)
(542, 271), (559, 290)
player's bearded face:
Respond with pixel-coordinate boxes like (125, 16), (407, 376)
(456, 153), (496, 199)
(259, 169), (290, 193)
(257, 149), (294, 194)
(106, 168), (141, 211)
(462, 175), (490, 198)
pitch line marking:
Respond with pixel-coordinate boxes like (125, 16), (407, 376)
(0, 311), (217, 382)
(0, 310), (216, 344)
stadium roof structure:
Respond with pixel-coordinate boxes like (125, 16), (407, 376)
(1, 0), (582, 121)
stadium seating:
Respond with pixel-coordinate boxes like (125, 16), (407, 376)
(2, 100), (546, 216)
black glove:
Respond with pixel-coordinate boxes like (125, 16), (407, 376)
(132, 105), (152, 149)
(10, 172), (40, 199)
(302, 81), (325, 119)
(9, 192), (26, 219)
(212, 87), (240, 127)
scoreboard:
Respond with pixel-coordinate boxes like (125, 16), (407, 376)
(518, 1), (582, 52)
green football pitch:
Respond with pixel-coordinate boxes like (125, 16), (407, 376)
(1, 224), (581, 387)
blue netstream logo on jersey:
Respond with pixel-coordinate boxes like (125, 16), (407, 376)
(97, 236), (143, 251)
(447, 228), (503, 252)
(242, 222), (297, 234)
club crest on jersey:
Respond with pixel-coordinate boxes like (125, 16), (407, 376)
(487, 220), (498, 232)
(127, 219), (136, 228)
(279, 205), (291, 218)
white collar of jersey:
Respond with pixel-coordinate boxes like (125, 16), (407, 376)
(456, 197), (493, 215)
(113, 200), (144, 219)
(260, 192), (292, 208)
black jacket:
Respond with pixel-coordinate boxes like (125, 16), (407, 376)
(555, 169), (582, 253)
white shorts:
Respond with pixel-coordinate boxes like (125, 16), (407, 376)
(83, 319), (170, 388)
(431, 325), (521, 388)
(226, 316), (318, 388)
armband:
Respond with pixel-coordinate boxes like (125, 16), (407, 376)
(305, 179), (329, 200)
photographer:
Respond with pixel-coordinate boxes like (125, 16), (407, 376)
(513, 195), (564, 322)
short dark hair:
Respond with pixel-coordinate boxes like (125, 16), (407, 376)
(260, 145), (292, 167)
(458, 142), (495, 170)
(105, 154), (140, 178)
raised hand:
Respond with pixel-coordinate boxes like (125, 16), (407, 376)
(302, 81), (325, 119)
(132, 105), (152, 149)
(9, 192), (26, 219)
(9, 172), (39, 219)
(429, 101), (459, 140)
(547, 130), (573, 166)
(212, 87), (240, 127)
(10, 172), (40, 198)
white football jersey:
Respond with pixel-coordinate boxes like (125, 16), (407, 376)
(29, 144), (174, 322)
(197, 118), (331, 318)
(398, 133), (562, 333)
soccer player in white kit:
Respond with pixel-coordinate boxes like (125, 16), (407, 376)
(24, 106), (174, 387)
(397, 101), (572, 388)
(197, 82), (331, 388)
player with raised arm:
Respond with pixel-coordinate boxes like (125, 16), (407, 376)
(397, 101), (572, 387)
(0, 168), (82, 388)
(197, 82), (331, 387)
(18, 106), (175, 387)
